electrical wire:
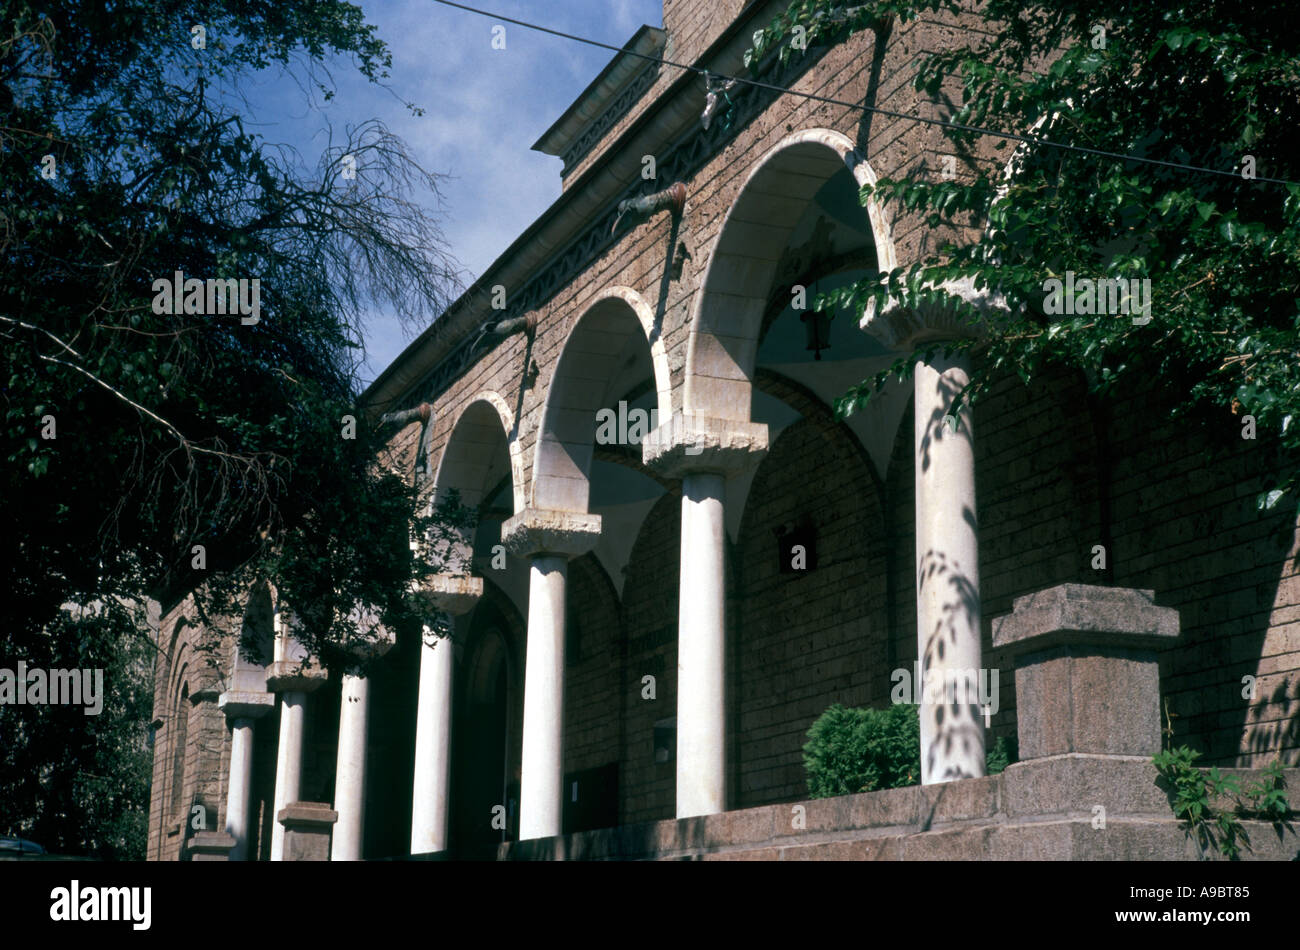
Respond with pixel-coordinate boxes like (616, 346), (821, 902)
(429, 0), (1297, 187)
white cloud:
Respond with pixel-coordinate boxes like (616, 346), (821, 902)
(232, 0), (663, 384)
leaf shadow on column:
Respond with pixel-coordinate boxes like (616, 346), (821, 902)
(918, 545), (985, 781)
(916, 355), (984, 779)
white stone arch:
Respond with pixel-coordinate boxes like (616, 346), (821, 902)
(431, 390), (525, 516)
(684, 128), (897, 422)
(531, 286), (671, 513)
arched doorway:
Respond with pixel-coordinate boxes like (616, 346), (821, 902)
(449, 589), (523, 856)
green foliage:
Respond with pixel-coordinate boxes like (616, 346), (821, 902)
(748, 0), (1300, 509)
(0, 601), (154, 858)
(1, 0), (464, 853)
(744, 1), (957, 73)
(804, 703), (921, 796)
(2, 0), (466, 651)
(804, 703), (1017, 796)
(1153, 746), (1246, 859)
(984, 732), (1017, 775)
(1243, 759), (1291, 823)
(1153, 746), (1292, 860)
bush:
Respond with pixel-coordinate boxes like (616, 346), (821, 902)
(803, 703), (1019, 797)
(803, 703), (921, 797)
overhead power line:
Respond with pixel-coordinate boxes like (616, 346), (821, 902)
(429, 0), (1296, 187)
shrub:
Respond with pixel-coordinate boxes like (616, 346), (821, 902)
(803, 703), (921, 797)
(804, 703), (1019, 797)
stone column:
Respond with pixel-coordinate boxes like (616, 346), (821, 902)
(330, 675), (370, 861)
(501, 509), (602, 840)
(644, 411), (767, 819)
(864, 279), (1004, 786)
(913, 350), (985, 784)
(330, 628), (394, 862)
(409, 575), (482, 855)
(217, 690), (274, 861)
(266, 658), (326, 861)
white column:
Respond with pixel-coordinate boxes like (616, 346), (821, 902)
(499, 509), (600, 843)
(330, 673), (371, 861)
(411, 626), (454, 854)
(269, 691), (306, 861)
(642, 413), (766, 821)
(224, 718), (255, 861)
(218, 690), (273, 861)
(519, 555), (568, 840)
(676, 472), (727, 818)
(914, 351), (984, 784)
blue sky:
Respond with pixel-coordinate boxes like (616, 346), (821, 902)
(235, 0), (665, 385)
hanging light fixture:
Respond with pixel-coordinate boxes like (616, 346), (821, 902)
(800, 277), (833, 360)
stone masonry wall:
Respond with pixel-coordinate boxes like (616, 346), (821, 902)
(731, 397), (887, 808)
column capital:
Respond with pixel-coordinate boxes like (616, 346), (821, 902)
(412, 574), (484, 616)
(501, 508), (601, 559)
(335, 603), (396, 664)
(338, 627), (396, 666)
(218, 690), (275, 721)
(641, 411), (768, 479)
(266, 659), (328, 694)
(862, 276), (1008, 351)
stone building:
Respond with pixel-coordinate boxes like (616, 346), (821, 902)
(147, 0), (1300, 861)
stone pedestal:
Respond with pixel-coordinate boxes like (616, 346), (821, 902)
(277, 802), (338, 862)
(411, 575), (482, 855)
(644, 413), (767, 819)
(185, 831), (236, 861)
(502, 509), (602, 840)
(992, 583), (1180, 758)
